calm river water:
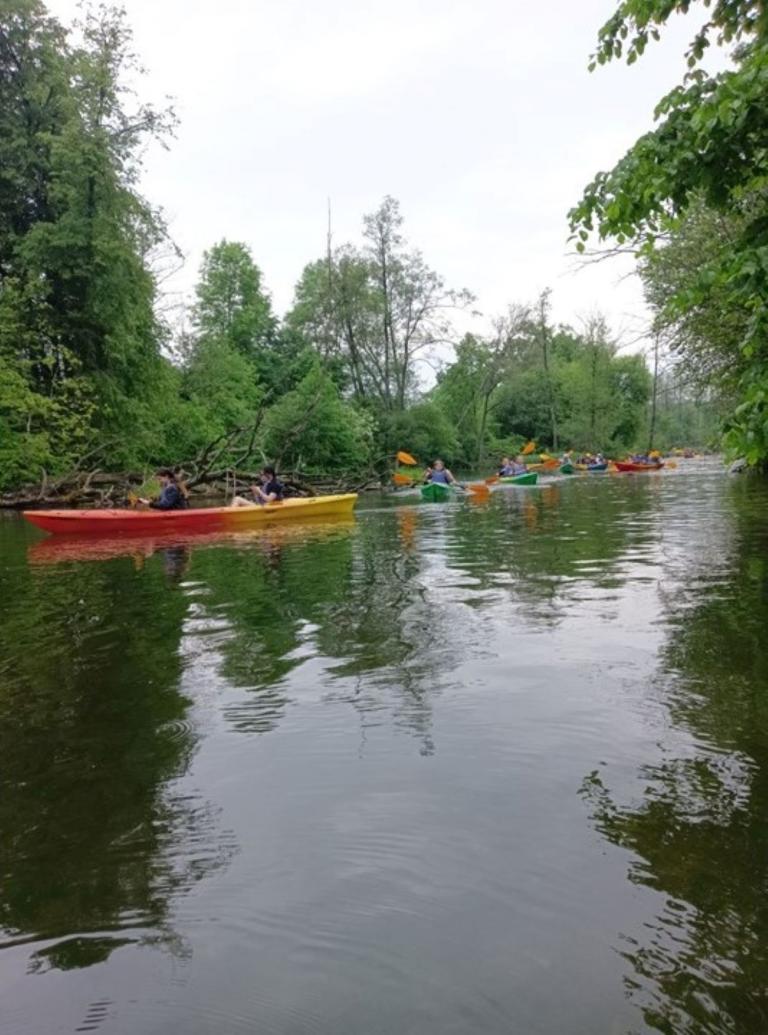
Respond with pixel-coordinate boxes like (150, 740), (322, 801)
(1, 460), (767, 1034)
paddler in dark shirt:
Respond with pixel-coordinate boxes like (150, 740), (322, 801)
(231, 466), (285, 507)
(139, 468), (188, 510)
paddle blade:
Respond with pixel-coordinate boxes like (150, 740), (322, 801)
(397, 450), (418, 466)
(392, 472), (413, 486)
(468, 482), (490, 496)
(484, 475), (500, 484)
(522, 440), (536, 455)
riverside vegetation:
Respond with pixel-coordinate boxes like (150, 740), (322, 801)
(0, 1), (745, 503)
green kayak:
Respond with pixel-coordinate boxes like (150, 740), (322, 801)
(499, 471), (538, 486)
(421, 482), (452, 502)
(560, 463), (575, 475)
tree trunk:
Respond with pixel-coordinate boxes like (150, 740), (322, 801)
(538, 293), (558, 450)
(648, 335), (659, 453)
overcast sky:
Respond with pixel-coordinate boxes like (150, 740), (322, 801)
(47, 0), (716, 356)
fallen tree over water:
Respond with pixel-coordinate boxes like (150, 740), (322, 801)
(1, 412), (381, 510)
(0, 468), (380, 510)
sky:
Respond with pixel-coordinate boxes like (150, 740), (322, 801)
(47, 0), (715, 357)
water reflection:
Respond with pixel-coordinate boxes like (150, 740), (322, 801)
(5, 470), (768, 1032)
(580, 478), (768, 1033)
(0, 551), (235, 972)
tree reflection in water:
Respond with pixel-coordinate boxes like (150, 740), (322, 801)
(580, 486), (768, 1034)
(0, 549), (235, 973)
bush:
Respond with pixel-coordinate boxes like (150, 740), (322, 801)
(261, 364), (374, 472)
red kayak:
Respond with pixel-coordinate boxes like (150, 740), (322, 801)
(614, 461), (665, 473)
(23, 494), (357, 536)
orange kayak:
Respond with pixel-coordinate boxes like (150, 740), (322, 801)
(23, 494), (358, 536)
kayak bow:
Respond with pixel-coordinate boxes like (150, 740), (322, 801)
(498, 472), (538, 486)
(420, 482), (452, 502)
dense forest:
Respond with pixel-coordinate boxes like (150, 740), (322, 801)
(0, 2), (732, 496)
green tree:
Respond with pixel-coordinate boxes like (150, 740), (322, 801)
(570, 0), (768, 465)
(286, 197), (473, 411)
(379, 401), (460, 466)
(0, 0), (176, 481)
(261, 364), (374, 473)
(192, 241), (276, 360)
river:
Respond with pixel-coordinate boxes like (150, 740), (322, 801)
(1, 460), (766, 1034)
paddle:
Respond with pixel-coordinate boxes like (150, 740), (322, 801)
(392, 472), (415, 486)
(467, 481), (491, 496)
(397, 450), (418, 466)
(522, 440), (536, 456)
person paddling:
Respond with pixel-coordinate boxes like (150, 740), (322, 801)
(425, 459), (457, 486)
(231, 466), (285, 507)
(139, 468), (188, 510)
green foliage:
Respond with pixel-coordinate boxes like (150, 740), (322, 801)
(0, 0), (175, 483)
(261, 365), (374, 473)
(571, 0), (768, 465)
(0, 2), (681, 491)
(434, 310), (651, 461)
(379, 402), (460, 465)
(183, 342), (263, 437)
(286, 197), (473, 411)
(191, 240), (280, 385)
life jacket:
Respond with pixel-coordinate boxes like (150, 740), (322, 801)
(430, 469), (450, 484)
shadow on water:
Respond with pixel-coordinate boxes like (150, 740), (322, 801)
(0, 526), (235, 974)
(579, 476), (768, 1034)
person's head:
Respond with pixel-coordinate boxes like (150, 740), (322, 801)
(261, 465), (276, 483)
(433, 459), (445, 471)
(156, 467), (176, 486)
(501, 456), (510, 466)
(515, 454), (524, 464)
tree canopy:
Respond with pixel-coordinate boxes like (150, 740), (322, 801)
(0, 0), (715, 494)
(570, 0), (768, 466)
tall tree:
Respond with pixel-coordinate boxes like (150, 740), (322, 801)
(192, 240), (276, 359)
(570, 0), (768, 465)
(287, 196), (473, 410)
(536, 290), (559, 450)
(0, 0), (176, 476)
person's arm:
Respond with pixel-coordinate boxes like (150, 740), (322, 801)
(446, 469), (456, 484)
(150, 485), (179, 510)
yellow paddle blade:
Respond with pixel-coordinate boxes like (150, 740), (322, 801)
(539, 451), (551, 460)
(397, 450), (418, 466)
(522, 440), (536, 455)
(392, 472), (414, 486)
(484, 475), (500, 485)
